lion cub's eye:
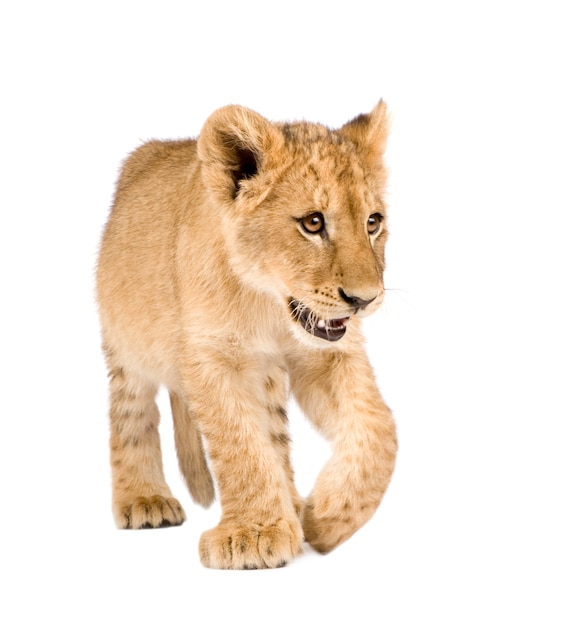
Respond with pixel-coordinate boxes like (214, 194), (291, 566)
(367, 213), (383, 235)
(300, 212), (325, 235)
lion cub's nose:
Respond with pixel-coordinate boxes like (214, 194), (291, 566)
(338, 288), (376, 311)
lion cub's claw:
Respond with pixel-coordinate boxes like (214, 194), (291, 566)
(199, 518), (303, 569)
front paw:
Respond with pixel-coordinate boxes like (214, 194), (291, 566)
(302, 497), (373, 554)
(199, 517), (303, 569)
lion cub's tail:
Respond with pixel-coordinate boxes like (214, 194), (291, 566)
(169, 392), (215, 508)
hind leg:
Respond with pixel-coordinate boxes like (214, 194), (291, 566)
(107, 358), (185, 529)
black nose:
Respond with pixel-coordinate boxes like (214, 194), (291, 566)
(338, 288), (375, 311)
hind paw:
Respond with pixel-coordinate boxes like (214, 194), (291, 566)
(115, 495), (186, 529)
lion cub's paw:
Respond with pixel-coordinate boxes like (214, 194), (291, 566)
(115, 495), (186, 529)
(199, 518), (303, 569)
(302, 499), (363, 554)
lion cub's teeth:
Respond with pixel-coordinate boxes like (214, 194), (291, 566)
(317, 319), (326, 329)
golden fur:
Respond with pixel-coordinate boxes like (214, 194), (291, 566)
(96, 102), (398, 569)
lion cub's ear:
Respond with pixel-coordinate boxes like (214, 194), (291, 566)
(198, 105), (284, 203)
(339, 99), (392, 168)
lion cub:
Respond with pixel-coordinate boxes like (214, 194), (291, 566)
(96, 102), (397, 569)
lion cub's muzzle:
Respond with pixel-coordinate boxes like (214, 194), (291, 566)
(338, 288), (375, 311)
(289, 289), (378, 342)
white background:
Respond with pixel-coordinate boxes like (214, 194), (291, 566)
(1, 1), (582, 624)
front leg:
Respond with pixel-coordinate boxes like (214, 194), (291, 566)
(181, 355), (303, 569)
(288, 346), (397, 554)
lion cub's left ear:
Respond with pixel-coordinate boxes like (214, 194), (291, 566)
(339, 99), (392, 169)
(197, 105), (284, 204)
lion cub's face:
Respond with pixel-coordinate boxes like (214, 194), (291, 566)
(197, 103), (390, 347)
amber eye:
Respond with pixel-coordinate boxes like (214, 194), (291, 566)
(367, 213), (383, 235)
(300, 212), (325, 234)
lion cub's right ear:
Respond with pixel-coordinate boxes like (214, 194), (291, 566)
(197, 105), (283, 204)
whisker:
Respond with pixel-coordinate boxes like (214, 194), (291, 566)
(383, 286), (413, 306)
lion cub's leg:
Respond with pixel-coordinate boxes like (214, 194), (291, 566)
(183, 359), (303, 569)
(289, 349), (398, 554)
(264, 370), (304, 517)
(107, 358), (185, 529)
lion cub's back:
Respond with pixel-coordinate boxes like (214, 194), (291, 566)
(114, 139), (198, 200)
(96, 139), (200, 381)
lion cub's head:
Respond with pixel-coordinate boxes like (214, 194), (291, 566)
(197, 102), (390, 347)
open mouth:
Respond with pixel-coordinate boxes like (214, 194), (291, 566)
(289, 299), (351, 342)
